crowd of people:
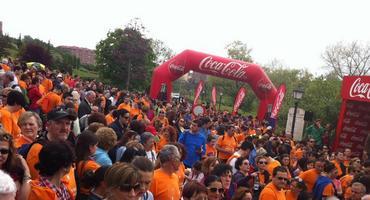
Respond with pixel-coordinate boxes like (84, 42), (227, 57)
(0, 57), (369, 200)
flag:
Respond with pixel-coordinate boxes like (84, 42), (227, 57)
(270, 84), (286, 119)
(211, 86), (217, 106)
(232, 87), (247, 115)
(193, 80), (204, 105)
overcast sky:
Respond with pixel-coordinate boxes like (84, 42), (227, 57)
(2, 0), (370, 75)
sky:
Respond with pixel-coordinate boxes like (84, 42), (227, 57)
(2, 0), (370, 75)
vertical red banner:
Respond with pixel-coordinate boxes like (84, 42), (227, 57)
(232, 87), (247, 115)
(211, 86), (217, 106)
(270, 84), (286, 119)
(193, 80), (204, 105)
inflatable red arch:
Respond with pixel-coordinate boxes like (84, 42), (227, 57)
(149, 50), (277, 119)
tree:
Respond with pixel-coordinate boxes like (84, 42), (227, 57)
(0, 34), (11, 57)
(225, 40), (253, 62)
(151, 39), (175, 65)
(19, 42), (52, 66)
(96, 21), (155, 90)
(322, 41), (370, 79)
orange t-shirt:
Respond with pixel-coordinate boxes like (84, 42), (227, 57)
(332, 160), (344, 177)
(150, 169), (180, 200)
(322, 182), (336, 197)
(299, 169), (319, 192)
(0, 109), (18, 137)
(77, 160), (100, 194)
(236, 133), (246, 144)
(1, 64), (11, 71)
(18, 80), (27, 89)
(285, 190), (298, 200)
(28, 179), (75, 200)
(206, 144), (217, 157)
(266, 159), (281, 176)
(41, 79), (53, 93)
(14, 135), (33, 148)
(105, 113), (115, 125)
(40, 92), (62, 114)
(259, 182), (286, 200)
(26, 143), (77, 195)
(156, 136), (168, 152)
(38, 85), (45, 96)
(130, 108), (141, 118)
(177, 163), (186, 188)
(216, 134), (238, 160)
(340, 174), (353, 193)
(117, 103), (131, 113)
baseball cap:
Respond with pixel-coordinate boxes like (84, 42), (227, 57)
(47, 108), (77, 121)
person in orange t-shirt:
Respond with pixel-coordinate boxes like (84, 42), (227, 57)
(151, 110), (169, 128)
(205, 134), (217, 157)
(285, 177), (308, 200)
(41, 77), (53, 93)
(26, 109), (77, 195)
(38, 86), (62, 114)
(28, 140), (75, 200)
(332, 152), (346, 178)
(150, 145), (181, 200)
(14, 111), (42, 148)
(1, 90), (27, 138)
(216, 125), (238, 162)
(299, 159), (325, 193)
(260, 166), (289, 200)
(117, 97), (132, 113)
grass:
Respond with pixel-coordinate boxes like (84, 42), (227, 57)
(73, 67), (99, 79)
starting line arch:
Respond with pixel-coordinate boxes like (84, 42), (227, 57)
(149, 50), (277, 119)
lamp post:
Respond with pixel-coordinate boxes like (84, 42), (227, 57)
(218, 92), (223, 111)
(291, 87), (304, 137)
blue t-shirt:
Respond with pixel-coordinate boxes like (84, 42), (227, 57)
(179, 130), (206, 167)
(94, 147), (112, 166)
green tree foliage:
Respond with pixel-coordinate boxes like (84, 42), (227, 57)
(19, 42), (53, 66)
(96, 22), (155, 90)
(151, 39), (175, 65)
(0, 34), (11, 57)
(225, 40), (253, 62)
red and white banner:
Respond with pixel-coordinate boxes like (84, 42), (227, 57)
(341, 76), (370, 103)
(193, 80), (204, 105)
(232, 87), (247, 115)
(333, 76), (370, 156)
(211, 86), (217, 106)
(270, 84), (286, 119)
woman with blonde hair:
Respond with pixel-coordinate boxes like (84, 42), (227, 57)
(104, 163), (141, 200)
(15, 111), (42, 148)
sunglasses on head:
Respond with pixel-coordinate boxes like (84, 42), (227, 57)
(0, 148), (9, 155)
(208, 187), (224, 193)
(119, 183), (141, 193)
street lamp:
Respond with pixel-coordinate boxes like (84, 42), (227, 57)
(218, 92), (223, 111)
(291, 87), (304, 137)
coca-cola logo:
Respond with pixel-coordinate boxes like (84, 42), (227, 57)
(350, 135), (365, 142)
(169, 62), (185, 74)
(199, 56), (248, 80)
(257, 79), (273, 91)
(233, 90), (245, 112)
(271, 91), (285, 117)
(339, 141), (353, 148)
(349, 78), (370, 99)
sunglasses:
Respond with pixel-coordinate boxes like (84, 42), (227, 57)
(309, 140), (315, 143)
(0, 134), (12, 141)
(119, 183), (141, 193)
(277, 177), (289, 182)
(0, 148), (10, 155)
(259, 161), (267, 165)
(208, 187), (224, 193)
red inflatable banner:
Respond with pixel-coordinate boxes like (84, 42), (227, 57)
(193, 80), (204, 105)
(150, 50), (277, 119)
(232, 87), (247, 115)
(270, 84), (286, 119)
(211, 86), (217, 106)
(333, 76), (370, 156)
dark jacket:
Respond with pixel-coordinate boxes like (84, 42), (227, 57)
(109, 119), (126, 140)
(78, 98), (92, 118)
